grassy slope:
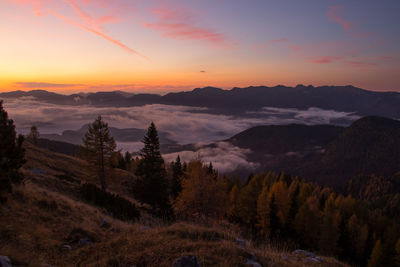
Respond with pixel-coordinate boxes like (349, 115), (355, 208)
(0, 144), (349, 266)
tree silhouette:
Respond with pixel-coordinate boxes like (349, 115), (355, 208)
(83, 116), (116, 190)
(0, 101), (25, 202)
(170, 155), (183, 199)
(133, 122), (169, 211)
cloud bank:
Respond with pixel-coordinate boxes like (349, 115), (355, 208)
(1, 97), (359, 172)
(163, 142), (259, 173)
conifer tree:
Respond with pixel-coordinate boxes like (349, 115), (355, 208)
(0, 101), (25, 202)
(228, 183), (241, 222)
(83, 116), (116, 190)
(368, 240), (383, 267)
(170, 155), (183, 199)
(237, 173), (265, 227)
(133, 122), (169, 210)
(319, 213), (340, 256)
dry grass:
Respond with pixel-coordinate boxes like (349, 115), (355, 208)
(0, 144), (350, 266)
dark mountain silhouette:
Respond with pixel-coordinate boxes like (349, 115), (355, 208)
(227, 124), (343, 156)
(2, 85), (400, 117)
(42, 124), (175, 145)
(222, 116), (400, 188)
(311, 116), (400, 186)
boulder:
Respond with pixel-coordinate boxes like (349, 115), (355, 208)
(315, 256), (324, 262)
(245, 259), (262, 267)
(293, 249), (315, 258)
(62, 244), (72, 250)
(0, 255), (11, 267)
(172, 255), (201, 267)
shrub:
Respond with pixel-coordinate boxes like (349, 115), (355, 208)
(80, 183), (140, 221)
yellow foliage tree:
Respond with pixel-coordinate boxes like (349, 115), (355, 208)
(173, 160), (227, 222)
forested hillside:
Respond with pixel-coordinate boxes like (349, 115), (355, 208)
(1, 102), (399, 266)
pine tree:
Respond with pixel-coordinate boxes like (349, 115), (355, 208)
(83, 116), (116, 190)
(368, 240), (383, 267)
(170, 155), (183, 199)
(27, 125), (40, 144)
(133, 122), (169, 210)
(0, 101), (25, 202)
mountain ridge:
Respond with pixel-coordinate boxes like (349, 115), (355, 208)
(2, 85), (400, 117)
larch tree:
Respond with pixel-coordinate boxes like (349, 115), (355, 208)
(133, 122), (170, 210)
(368, 240), (383, 267)
(83, 116), (116, 191)
(0, 101), (25, 202)
(173, 159), (227, 222)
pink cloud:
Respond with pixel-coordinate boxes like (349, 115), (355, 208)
(288, 45), (303, 52)
(310, 56), (342, 64)
(9, 0), (146, 58)
(49, 10), (149, 60)
(327, 6), (354, 31)
(345, 61), (377, 67)
(144, 7), (233, 48)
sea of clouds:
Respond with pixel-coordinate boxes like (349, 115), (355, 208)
(2, 97), (359, 172)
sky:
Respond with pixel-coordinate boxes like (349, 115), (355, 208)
(1, 0), (400, 93)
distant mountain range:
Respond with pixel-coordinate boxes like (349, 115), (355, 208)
(41, 124), (175, 145)
(2, 85), (400, 117)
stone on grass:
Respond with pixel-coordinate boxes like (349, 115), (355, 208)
(0, 255), (11, 267)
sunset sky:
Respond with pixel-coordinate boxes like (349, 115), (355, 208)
(1, 0), (399, 93)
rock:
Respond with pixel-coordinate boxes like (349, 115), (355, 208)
(101, 218), (110, 228)
(78, 237), (93, 247)
(172, 255), (201, 267)
(306, 257), (321, 263)
(235, 238), (246, 248)
(0, 255), (11, 267)
(315, 256), (324, 262)
(293, 249), (315, 258)
(62, 244), (72, 250)
(246, 259), (262, 267)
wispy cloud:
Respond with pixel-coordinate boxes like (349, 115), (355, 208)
(9, 0), (147, 58)
(144, 6), (233, 48)
(12, 82), (195, 93)
(49, 10), (150, 60)
(327, 6), (353, 31)
(14, 82), (84, 88)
